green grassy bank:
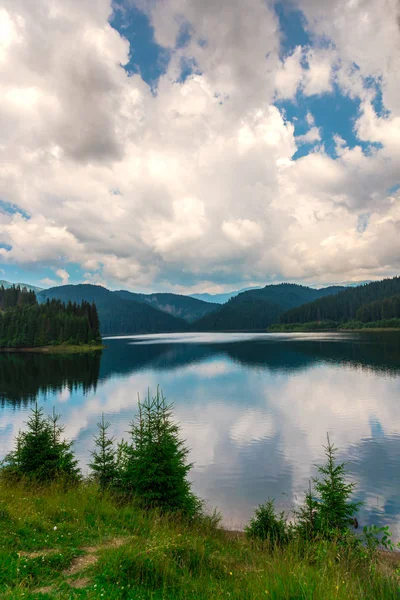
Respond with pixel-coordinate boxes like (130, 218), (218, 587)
(0, 481), (399, 600)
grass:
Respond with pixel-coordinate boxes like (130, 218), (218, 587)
(0, 481), (399, 599)
(269, 321), (400, 333)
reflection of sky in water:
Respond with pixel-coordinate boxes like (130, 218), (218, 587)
(0, 332), (399, 540)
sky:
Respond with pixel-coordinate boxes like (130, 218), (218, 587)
(0, 0), (399, 294)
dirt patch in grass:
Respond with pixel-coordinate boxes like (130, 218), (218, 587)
(64, 553), (98, 576)
(34, 586), (54, 595)
(69, 577), (91, 589)
(63, 537), (128, 577)
(20, 548), (60, 559)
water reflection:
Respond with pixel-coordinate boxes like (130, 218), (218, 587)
(0, 333), (399, 539)
(0, 351), (101, 408)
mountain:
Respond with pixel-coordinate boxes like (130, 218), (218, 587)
(38, 285), (188, 336)
(115, 291), (220, 323)
(0, 280), (43, 293)
(190, 287), (261, 304)
(192, 284), (344, 331)
(280, 277), (400, 325)
(36, 281), (348, 335)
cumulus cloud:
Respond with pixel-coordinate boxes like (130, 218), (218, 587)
(303, 48), (335, 96)
(0, 0), (399, 291)
(274, 46), (303, 99)
(56, 268), (70, 285)
(296, 126), (321, 145)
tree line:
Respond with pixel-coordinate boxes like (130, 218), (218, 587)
(0, 286), (101, 348)
(0, 285), (36, 310)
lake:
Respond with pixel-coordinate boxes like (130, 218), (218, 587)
(1, 331), (399, 539)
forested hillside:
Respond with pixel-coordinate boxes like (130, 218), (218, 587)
(38, 285), (188, 335)
(0, 286), (101, 348)
(280, 277), (400, 324)
(356, 295), (400, 322)
(116, 290), (219, 323)
(0, 285), (36, 310)
(192, 284), (344, 331)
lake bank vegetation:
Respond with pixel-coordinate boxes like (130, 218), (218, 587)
(270, 318), (400, 332)
(1, 391), (399, 599)
(0, 285), (102, 349)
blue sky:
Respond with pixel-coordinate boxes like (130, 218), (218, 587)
(0, 0), (399, 292)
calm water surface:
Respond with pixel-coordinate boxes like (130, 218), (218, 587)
(1, 332), (399, 538)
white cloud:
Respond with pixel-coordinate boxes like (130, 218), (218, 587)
(40, 277), (58, 287)
(303, 48), (335, 96)
(275, 46), (303, 99)
(0, 0), (399, 290)
(296, 0), (400, 112)
(222, 219), (264, 248)
(296, 126), (321, 144)
(56, 268), (70, 285)
(306, 112), (315, 126)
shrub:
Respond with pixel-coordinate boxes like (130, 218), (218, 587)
(245, 499), (289, 546)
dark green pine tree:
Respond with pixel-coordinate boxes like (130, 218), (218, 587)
(3, 402), (58, 481)
(312, 434), (361, 537)
(89, 414), (118, 490)
(119, 388), (201, 517)
(48, 408), (80, 481)
(1, 403), (80, 483)
(293, 480), (320, 540)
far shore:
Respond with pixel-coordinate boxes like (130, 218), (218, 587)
(0, 344), (105, 354)
(268, 326), (400, 333)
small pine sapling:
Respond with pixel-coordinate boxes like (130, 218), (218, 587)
(118, 387), (201, 517)
(1, 403), (80, 483)
(312, 434), (361, 538)
(89, 414), (118, 490)
(245, 499), (288, 547)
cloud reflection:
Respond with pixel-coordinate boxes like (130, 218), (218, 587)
(0, 332), (399, 539)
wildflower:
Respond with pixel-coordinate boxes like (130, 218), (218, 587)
(229, 572), (233, 576)
(53, 526), (57, 531)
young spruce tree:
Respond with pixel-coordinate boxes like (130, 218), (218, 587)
(312, 434), (361, 537)
(118, 387), (201, 517)
(89, 414), (118, 490)
(1, 403), (80, 483)
(293, 480), (319, 540)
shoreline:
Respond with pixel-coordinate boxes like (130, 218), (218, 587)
(268, 327), (400, 333)
(0, 344), (105, 354)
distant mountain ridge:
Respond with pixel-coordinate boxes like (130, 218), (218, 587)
(115, 290), (220, 323)
(193, 284), (345, 331)
(0, 280), (43, 293)
(37, 282), (349, 335)
(190, 287), (261, 304)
